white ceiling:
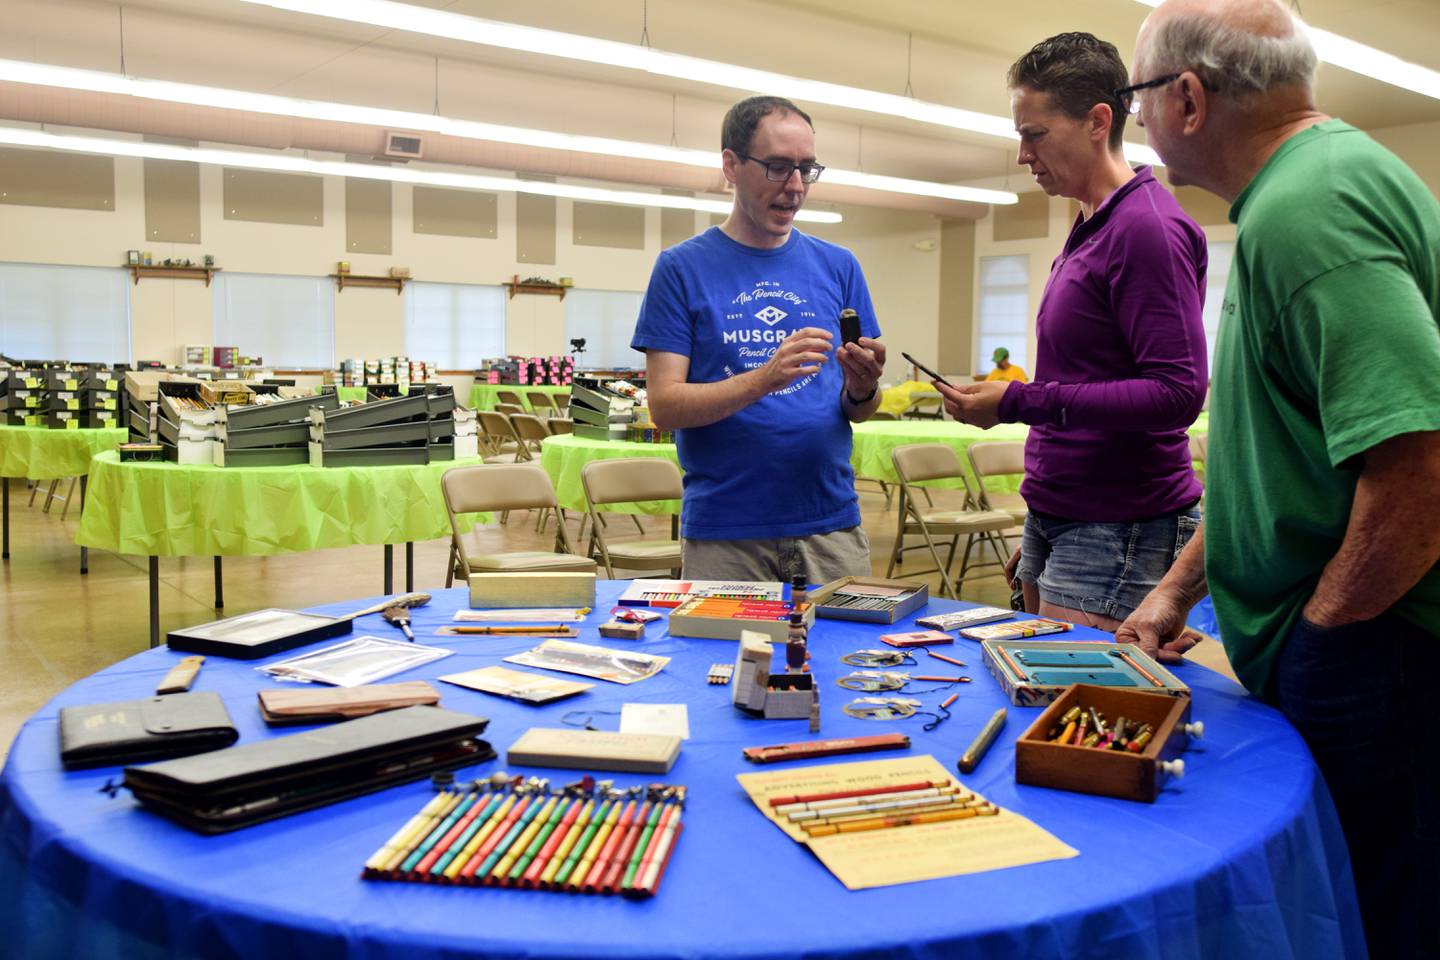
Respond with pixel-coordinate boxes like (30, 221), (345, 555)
(2, 0), (1437, 212)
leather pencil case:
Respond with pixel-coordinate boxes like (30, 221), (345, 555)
(256, 681), (441, 725)
(59, 692), (239, 769)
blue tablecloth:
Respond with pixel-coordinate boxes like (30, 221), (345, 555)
(0, 583), (1364, 959)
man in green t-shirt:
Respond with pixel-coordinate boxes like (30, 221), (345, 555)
(1118, 1), (1440, 955)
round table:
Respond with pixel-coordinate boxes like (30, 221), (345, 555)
(470, 384), (570, 413)
(0, 423), (128, 570)
(539, 434), (680, 515)
(76, 452), (485, 647)
(0, 582), (1364, 959)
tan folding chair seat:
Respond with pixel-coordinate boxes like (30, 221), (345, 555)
(495, 402), (525, 417)
(887, 443), (1016, 598)
(580, 458), (683, 578)
(510, 413), (552, 456)
(546, 418), (574, 435)
(441, 463), (596, 587)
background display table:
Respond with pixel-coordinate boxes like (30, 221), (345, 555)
(0, 581), (1362, 959)
(539, 434), (680, 515)
(312, 386), (371, 404)
(0, 424), (128, 572)
(75, 452), (485, 647)
(469, 384), (570, 413)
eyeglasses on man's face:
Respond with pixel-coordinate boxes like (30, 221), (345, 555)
(1113, 73), (1181, 115)
(735, 152), (826, 183)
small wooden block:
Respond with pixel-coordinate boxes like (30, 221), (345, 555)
(598, 620), (645, 640)
(156, 656), (205, 695)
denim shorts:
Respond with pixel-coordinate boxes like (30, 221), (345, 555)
(1015, 504), (1200, 621)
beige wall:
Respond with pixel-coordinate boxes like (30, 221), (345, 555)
(0, 144), (941, 371)
(1369, 119), (1440, 198)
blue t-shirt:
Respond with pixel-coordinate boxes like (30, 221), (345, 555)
(631, 227), (881, 540)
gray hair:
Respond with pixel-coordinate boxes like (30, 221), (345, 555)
(1140, 7), (1318, 99)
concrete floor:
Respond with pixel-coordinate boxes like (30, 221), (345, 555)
(0, 478), (1237, 759)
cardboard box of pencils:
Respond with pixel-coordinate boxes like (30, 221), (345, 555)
(667, 596), (813, 642)
(1014, 684), (1194, 803)
(809, 576), (929, 624)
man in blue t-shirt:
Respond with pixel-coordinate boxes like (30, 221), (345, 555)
(631, 95), (887, 582)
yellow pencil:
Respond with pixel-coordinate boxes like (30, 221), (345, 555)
(567, 800), (621, 892)
(539, 798), (594, 888)
(380, 792), (461, 872)
(491, 796), (558, 881)
(808, 801), (999, 837)
(364, 791), (452, 873)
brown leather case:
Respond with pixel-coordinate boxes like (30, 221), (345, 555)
(256, 681), (441, 725)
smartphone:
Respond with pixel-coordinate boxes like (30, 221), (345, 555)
(901, 351), (952, 387)
(839, 308), (862, 346)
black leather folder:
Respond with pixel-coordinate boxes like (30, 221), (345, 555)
(123, 705), (493, 833)
(59, 692), (238, 769)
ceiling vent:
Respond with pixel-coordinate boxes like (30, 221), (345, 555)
(384, 131), (424, 161)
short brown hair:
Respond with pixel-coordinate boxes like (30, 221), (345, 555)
(721, 96), (814, 156)
(1008, 32), (1129, 150)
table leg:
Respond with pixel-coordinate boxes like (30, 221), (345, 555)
(149, 556), (160, 649)
(79, 475), (88, 575)
(671, 515), (679, 540)
(2, 477), (9, 561)
(214, 556), (224, 609)
(383, 544), (394, 595)
(405, 542), (414, 592)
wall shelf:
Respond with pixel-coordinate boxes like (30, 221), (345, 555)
(504, 282), (567, 301)
(330, 273), (407, 294)
(129, 265), (220, 286)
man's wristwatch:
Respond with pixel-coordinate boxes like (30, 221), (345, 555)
(845, 384), (878, 405)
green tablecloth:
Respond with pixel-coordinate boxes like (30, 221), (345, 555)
(313, 386), (371, 404)
(76, 452), (485, 557)
(469, 384), (570, 412)
(853, 413), (1211, 493)
(539, 435), (680, 515)
(0, 425), (129, 480)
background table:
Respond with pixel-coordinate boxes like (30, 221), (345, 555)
(469, 384), (570, 412)
(0, 582), (1363, 959)
(540, 434), (681, 515)
(312, 386), (371, 404)
(0, 424), (128, 571)
(76, 452), (485, 647)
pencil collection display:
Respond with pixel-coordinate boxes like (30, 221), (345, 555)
(363, 777), (685, 897)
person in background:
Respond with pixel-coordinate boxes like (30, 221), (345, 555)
(633, 95), (887, 583)
(984, 347), (1028, 383)
(1116, 1), (1440, 953)
(935, 32), (1208, 632)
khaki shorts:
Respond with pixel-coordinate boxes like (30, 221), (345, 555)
(681, 526), (871, 583)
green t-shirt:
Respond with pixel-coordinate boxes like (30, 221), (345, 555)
(1207, 119), (1440, 698)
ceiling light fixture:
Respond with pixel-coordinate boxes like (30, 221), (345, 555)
(234, 0), (1162, 166)
(0, 58), (1016, 205)
(0, 125), (843, 222)
(1129, 0), (1440, 100)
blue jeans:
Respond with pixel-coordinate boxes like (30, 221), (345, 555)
(1274, 611), (1439, 959)
(1015, 505), (1201, 621)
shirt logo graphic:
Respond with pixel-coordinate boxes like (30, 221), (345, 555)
(753, 305), (788, 326)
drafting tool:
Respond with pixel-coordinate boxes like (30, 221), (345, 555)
(982, 639), (1189, 706)
(836, 671), (970, 693)
(840, 649), (914, 668)
(842, 697), (920, 720)
(156, 656), (204, 694)
(382, 604), (415, 642)
(743, 732), (911, 764)
(437, 625), (579, 637)
(958, 707), (1007, 774)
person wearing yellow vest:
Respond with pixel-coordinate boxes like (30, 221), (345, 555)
(985, 347), (1028, 383)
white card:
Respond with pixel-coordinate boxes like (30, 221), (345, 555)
(620, 703), (690, 740)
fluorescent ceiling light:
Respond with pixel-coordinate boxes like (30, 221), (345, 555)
(0, 125), (842, 222)
(234, 0), (1161, 167)
(1130, 0), (1440, 100)
(0, 59), (1017, 206)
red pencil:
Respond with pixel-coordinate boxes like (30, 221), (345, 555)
(459, 795), (532, 881)
(625, 803), (676, 893)
(769, 779), (943, 807)
(580, 799), (636, 892)
(520, 796), (583, 888)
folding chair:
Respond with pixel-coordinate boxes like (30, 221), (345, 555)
(510, 413), (552, 458)
(580, 458), (684, 578)
(966, 441), (1028, 548)
(526, 390), (562, 418)
(546, 419), (574, 436)
(477, 411), (529, 462)
(886, 443), (1015, 598)
(495, 389), (525, 409)
(495, 402), (525, 417)
(441, 463), (597, 587)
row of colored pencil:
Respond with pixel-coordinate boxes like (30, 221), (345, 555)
(362, 785), (685, 897)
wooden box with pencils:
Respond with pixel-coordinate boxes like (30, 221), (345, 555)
(809, 576), (929, 624)
(1014, 683), (1200, 803)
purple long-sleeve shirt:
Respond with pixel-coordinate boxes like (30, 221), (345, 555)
(997, 167), (1208, 522)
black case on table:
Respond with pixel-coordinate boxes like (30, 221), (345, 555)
(59, 691), (238, 769)
(123, 706), (493, 833)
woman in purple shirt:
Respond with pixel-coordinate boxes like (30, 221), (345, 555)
(938, 32), (1208, 632)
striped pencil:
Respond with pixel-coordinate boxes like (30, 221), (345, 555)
(508, 796), (573, 884)
(806, 801), (998, 837)
(460, 794), (532, 882)
(599, 800), (652, 894)
(555, 799), (615, 890)
(631, 806), (683, 898)
(536, 798), (595, 889)
(414, 793), (487, 876)
(396, 793), (465, 874)
(522, 797), (585, 888)
(570, 799), (628, 892)
(622, 802), (672, 894)
(442, 793), (513, 881)
(489, 795), (557, 883)
(364, 791), (453, 875)
(427, 792), (499, 877)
